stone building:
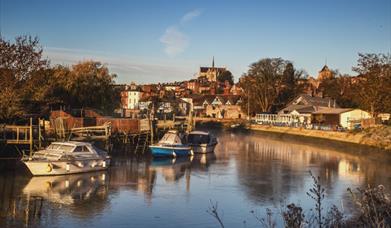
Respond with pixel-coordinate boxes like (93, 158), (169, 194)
(203, 95), (245, 119)
(198, 57), (226, 82)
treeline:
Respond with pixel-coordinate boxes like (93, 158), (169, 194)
(240, 54), (391, 115)
(0, 36), (120, 123)
(1, 35), (390, 122)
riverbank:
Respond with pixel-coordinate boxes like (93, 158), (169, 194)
(250, 124), (391, 151)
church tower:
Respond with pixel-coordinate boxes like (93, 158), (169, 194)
(317, 65), (333, 81)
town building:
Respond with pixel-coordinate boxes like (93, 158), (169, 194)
(279, 94), (338, 115)
(303, 65), (335, 97)
(198, 57), (227, 82)
(185, 95), (245, 119)
(120, 83), (142, 110)
(312, 108), (371, 129)
(204, 95), (245, 119)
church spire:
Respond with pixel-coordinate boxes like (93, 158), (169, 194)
(212, 56), (215, 68)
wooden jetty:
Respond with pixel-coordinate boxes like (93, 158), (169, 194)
(0, 108), (196, 157)
(0, 118), (45, 158)
(49, 110), (153, 154)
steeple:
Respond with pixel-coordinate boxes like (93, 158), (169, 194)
(212, 56), (215, 68)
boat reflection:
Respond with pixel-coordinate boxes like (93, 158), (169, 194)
(151, 153), (217, 181)
(23, 171), (109, 205)
(151, 157), (192, 182)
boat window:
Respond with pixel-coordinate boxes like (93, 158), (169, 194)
(73, 146), (90, 153)
(188, 134), (210, 144)
(47, 144), (61, 150)
(159, 133), (184, 145)
(58, 145), (74, 152)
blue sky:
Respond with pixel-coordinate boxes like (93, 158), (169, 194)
(1, 0), (390, 83)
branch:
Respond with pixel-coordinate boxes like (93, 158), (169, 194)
(206, 200), (225, 228)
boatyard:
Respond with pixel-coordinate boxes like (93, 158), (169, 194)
(1, 1), (390, 227)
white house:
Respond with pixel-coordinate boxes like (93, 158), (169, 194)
(127, 90), (141, 109)
(340, 109), (371, 129)
(312, 108), (371, 129)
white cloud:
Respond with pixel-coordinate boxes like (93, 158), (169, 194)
(160, 9), (201, 57)
(43, 47), (196, 83)
(180, 9), (201, 24)
(159, 26), (189, 57)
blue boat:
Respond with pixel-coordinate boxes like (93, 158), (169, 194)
(149, 130), (192, 157)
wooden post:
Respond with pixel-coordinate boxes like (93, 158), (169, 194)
(16, 127), (20, 143)
(38, 118), (42, 149)
(29, 118), (33, 158)
(150, 116), (154, 145)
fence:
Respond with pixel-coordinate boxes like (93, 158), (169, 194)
(254, 113), (337, 131)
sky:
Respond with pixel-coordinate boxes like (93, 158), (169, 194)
(1, 0), (390, 84)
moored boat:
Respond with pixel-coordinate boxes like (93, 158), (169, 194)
(149, 130), (192, 157)
(23, 141), (111, 176)
(187, 131), (218, 154)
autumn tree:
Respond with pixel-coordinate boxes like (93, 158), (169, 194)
(0, 35), (48, 81)
(240, 58), (305, 113)
(351, 53), (391, 115)
(275, 62), (306, 110)
(217, 70), (234, 85)
(65, 61), (120, 114)
(318, 73), (358, 108)
(0, 36), (48, 122)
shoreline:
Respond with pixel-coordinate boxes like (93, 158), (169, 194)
(249, 124), (391, 151)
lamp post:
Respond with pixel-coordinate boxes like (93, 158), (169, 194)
(247, 88), (250, 121)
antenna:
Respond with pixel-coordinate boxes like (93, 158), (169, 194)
(0, 0), (2, 39)
(325, 57), (328, 66)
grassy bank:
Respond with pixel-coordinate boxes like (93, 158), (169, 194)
(250, 124), (391, 151)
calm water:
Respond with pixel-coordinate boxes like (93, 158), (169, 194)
(1, 131), (391, 227)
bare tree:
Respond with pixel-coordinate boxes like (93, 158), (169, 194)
(240, 58), (304, 113)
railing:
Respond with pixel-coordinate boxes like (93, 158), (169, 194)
(255, 114), (300, 124)
(254, 114), (345, 131)
(0, 118), (44, 157)
(70, 122), (112, 140)
(1, 125), (32, 144)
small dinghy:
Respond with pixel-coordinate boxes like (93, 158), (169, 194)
(23, 141), (110, 176)
(187, 131), (218, 154)
(149, 130), (192, 157)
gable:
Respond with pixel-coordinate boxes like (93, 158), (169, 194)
(212, 97), (222, 105)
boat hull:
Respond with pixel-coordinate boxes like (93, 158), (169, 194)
(191, 143), (217, 154)
(149, 145), (192, 157)
(23, 158), (110, 176)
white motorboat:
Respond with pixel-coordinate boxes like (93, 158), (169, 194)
(187, 131), (218, 154)
(23, 141), (111, 176)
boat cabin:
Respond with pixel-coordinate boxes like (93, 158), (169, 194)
(187, 131), (216, 145)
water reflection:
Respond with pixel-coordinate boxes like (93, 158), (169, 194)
(0, 131), (390, 227)
(23, 172), (108, 205)
(229, 132), (391, 208)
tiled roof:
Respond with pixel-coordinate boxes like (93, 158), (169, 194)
(289, 94), (338, 108)
(200, 67), (226, 73)
(312, 107), (353, 114)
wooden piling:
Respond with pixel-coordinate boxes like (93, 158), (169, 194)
(29, 118), (33, 158)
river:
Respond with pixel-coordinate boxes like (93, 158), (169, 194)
(1, 130), (390, 227)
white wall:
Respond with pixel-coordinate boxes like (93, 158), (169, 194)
(127, 91), (141, 109)
(340, 109), (371, 129)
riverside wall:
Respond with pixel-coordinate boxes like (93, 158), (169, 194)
(250, 124), (391, 151)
